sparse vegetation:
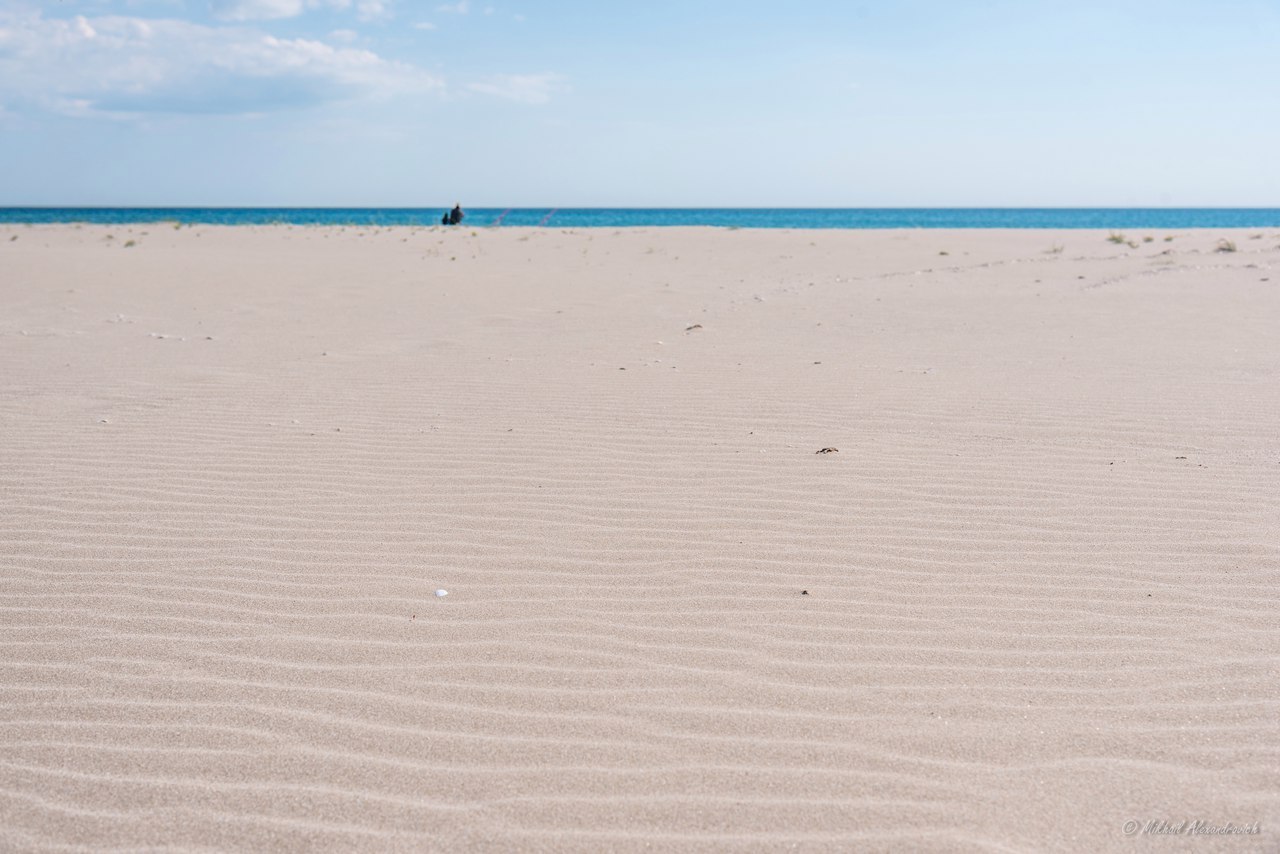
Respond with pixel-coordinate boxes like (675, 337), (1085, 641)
(1164, 236), (1175, 242)
(1250, 233), (1263, 239)
(1142, 236), (1154, 243)
(938, 250), (949, 256)
(1215, 239), (1237, 253)
(1126, 240), (1139, 248)
(1045, 245), (1064, 254)
(1107, 232), (1126, 244)
(124, 240), (136, 248)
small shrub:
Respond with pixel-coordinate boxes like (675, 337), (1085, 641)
(124, 240), (136, 248)
(1107, 232), (1126, 244)
(1143, 236), (1154, 243)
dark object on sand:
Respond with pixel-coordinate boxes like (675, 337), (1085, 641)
(816, 447), (838, 454)
(444, 204), (464, 226)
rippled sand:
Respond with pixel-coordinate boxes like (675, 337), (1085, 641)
(2, 224), (1278, 852)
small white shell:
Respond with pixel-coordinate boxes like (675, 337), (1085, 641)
(434, 589), (448, 598)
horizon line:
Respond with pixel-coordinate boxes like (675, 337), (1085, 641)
(4, 205), (1280, 211)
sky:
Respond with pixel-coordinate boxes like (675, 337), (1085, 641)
(0, 0), (1277, 207)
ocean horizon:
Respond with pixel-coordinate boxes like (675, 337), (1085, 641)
(3, 207), (1280, 229)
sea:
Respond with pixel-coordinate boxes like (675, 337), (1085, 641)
(2, 208), (1279, 230)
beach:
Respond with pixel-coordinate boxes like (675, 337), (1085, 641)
(2, 224), (1277, 852)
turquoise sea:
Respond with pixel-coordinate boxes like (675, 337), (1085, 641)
(2, 208), (1279, 229)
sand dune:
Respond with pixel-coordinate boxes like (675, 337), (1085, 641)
(1, 225), (1277, 852)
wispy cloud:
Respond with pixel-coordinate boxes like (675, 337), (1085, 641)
(467, 72), (563, 105)
(412, 21), (437, 30)
(355, 0), (392, 22)
(209, 0), (390, 22)
(0, 9), (441, 118)
(435, 1), (469, 14)
(209, 0), (354, 21)
(210, 0), (306, 21)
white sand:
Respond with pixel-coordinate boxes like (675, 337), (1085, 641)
(2, 224), (1278, 852)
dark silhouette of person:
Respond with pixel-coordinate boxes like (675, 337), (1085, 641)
(441, 211), (450, 225)
(448, 204), (464, 226)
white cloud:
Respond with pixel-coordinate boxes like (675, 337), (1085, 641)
(412, 21), (437, 30)
(209, 0), (354, 21)
(0, 9), (442, 117)
(435, 1), (468, 14)
(467, 72), (563, 105)
(210, 0), (304, 21)
(355, 0), (392, 22)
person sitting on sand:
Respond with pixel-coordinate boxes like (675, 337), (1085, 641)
(448, 204), (464, 226)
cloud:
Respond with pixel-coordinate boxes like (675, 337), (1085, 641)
(467, 72), (563, 105)
(210, 0), (303, 21)
(209, 0), (353, 21)
(0, 9), (442, 117)
(412, 21), (437, 30)
(355, 0), (392, 22)
(435, 1), (468, 14)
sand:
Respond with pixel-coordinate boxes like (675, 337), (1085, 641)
(1, 224), (1277, 852)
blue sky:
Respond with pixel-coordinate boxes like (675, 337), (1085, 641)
(0, 0), (1277, 206)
